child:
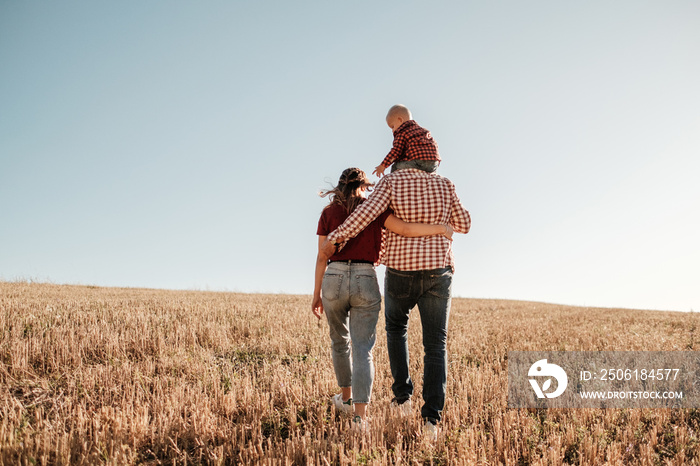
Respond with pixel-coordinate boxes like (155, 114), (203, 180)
(372, 104), (441, 178)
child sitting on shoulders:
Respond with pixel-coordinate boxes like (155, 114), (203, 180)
(372, 104), (441, 178)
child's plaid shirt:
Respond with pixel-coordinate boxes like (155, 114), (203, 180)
(380, 120), (441, 168)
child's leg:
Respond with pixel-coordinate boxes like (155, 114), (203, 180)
(391, 160), (439, 173)
(391, 160), (417, 173)
(414, 160), (439, 173)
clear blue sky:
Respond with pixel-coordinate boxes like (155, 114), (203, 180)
(1, 1), (698, 312)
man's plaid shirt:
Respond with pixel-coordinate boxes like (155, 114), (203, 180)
(327, 169), (471, 271)
(380, 120), (441, 168)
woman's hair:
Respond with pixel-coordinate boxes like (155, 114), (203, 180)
(320, 167), (373, 214)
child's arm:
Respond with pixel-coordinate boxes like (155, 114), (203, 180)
(375, 130), (407, 177)
(384, 215), (453, 240)
(372, 164), (387, 178)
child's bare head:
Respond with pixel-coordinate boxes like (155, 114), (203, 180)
(387, 104), (412, 121)
(386, 104), (412, 132)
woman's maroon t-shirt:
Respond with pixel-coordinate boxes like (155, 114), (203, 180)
(316, 202), (391, 263)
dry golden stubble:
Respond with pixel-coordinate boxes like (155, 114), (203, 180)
(0, 281), (699, 465)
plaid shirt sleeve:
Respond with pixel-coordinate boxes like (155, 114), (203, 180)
(380, 131), (408, 168)
(326, 179), (391, 243)
(448, 182), (471, 234)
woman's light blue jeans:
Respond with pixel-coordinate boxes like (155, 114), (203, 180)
(322, 262), (381, 404)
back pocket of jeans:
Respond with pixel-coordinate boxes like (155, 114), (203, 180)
(427, 268), (453, 299)
(352, 274), (381, 308)
(322, 273), (343, 301)
(385, 269), (412, 299)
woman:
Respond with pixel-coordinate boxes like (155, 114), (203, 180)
(312, 167), (452, 429)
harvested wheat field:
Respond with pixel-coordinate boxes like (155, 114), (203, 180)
(1, 281), (699, 465)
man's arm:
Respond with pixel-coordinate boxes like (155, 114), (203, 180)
(449, 183), (471, 234)
(326, 177), (392, 243)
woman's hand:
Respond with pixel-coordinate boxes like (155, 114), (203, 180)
(443, 225), (454, 241)
(312, 295), (324, 319)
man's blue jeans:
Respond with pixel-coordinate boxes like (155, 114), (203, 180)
(384, 266), (453, 423)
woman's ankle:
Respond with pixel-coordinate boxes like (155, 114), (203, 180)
(353, 402), (368, 418)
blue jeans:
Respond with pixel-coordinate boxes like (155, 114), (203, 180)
(384, 266), (453, 423)
(322, 262), (382, 404)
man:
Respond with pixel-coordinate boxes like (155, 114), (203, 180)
(323, 167), (470, 440)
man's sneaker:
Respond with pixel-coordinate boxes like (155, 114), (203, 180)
(423, 419), (438, 442)
(332, 394), (352, 414)
(352, 415), (368, 434)
(390, 398), (412, 416)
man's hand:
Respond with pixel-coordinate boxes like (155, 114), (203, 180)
(321, 237), (340, 258)
(312, 295), (324, 319)
(372, 164), (386, 178)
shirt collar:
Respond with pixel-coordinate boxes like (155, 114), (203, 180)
(394, 119), (415, 134)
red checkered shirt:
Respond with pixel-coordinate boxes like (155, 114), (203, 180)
(380, 120), (441, 168)
(327, 169), (471, 271)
